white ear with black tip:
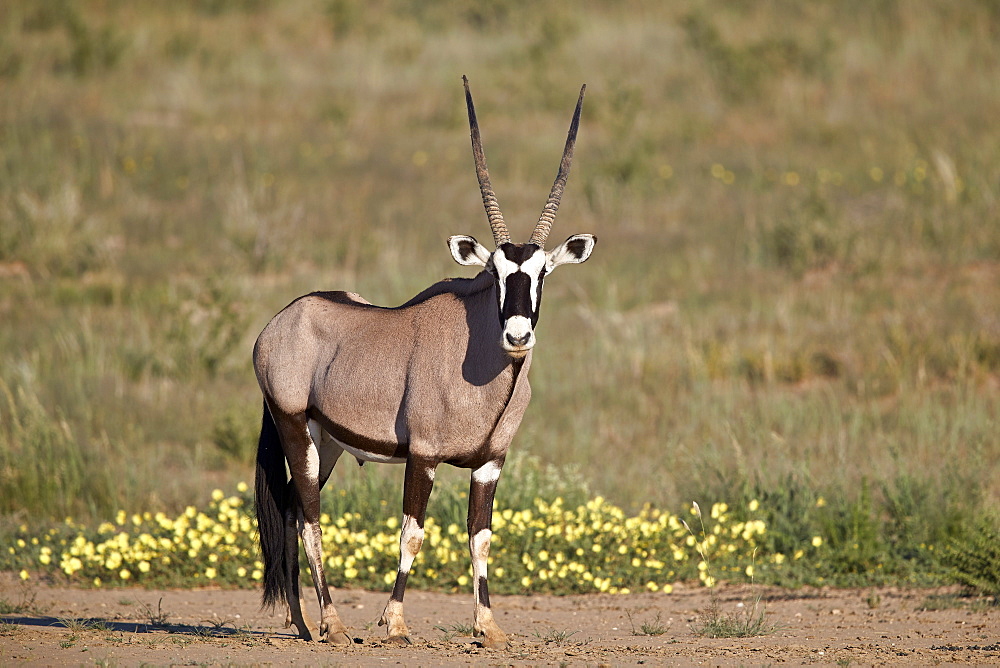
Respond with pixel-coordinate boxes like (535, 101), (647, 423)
(545, 234), (596, 273)
(448, 235), (492, 266)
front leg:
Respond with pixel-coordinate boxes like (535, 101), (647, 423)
(468, 458), (509, 649)
(380, 457), (436, 644)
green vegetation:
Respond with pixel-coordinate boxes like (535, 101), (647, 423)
(434, 622), (475, 640)
(0, 482), (987, 595)
(694, 596), (777, 639)
(533, 628), (580, 644)
(944, 519), (1000, 599)
(1, 484), (773, 594)
(627, 610), (669, 636)
(1, 1), (999, 590)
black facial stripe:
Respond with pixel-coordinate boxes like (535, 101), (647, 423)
(500, 242), (540, 263)
(502, 271), (534, 320)
(494, 281), (503, 322)
(495, 243), (545, 328)
(532, 268), (546, 327)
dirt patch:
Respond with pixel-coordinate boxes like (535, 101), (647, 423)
(2, 575), (998, 666)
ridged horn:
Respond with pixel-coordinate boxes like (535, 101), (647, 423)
(529, 84), (586, 248)
(463, 75), (510, 247)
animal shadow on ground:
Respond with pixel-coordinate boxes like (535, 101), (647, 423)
(0, 613), (274, 640)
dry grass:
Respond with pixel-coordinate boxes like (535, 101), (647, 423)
(0, 0), (998, 523)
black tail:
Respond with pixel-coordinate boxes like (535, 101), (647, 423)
(255, 401), (288, 610)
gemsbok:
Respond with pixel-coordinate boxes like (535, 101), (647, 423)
(253, 76), (596, 649)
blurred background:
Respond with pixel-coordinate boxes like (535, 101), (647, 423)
(0, 0), (997, 534)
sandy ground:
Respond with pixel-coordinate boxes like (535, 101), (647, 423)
(2, 574), (998, 666)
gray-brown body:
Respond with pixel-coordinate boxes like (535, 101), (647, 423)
(254, 272), (531, 472)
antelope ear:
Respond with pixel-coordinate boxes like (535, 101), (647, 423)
(545, 234), (596, 272)
(448, 235), (492, 266)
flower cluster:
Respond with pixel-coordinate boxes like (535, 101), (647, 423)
(3, 486), (821, 594)
(6, 485), (261, 588)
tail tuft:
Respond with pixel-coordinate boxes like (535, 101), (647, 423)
(255, 402), (288, 610)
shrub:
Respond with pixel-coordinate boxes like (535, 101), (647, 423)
(944, 519), (1000, 598)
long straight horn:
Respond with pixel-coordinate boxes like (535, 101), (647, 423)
(463, 75), (510, 247)
(529, 84), (586, 248)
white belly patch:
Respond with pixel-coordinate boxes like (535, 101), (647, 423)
(339, 440), (407, 464)
(309, 419), (407, 464)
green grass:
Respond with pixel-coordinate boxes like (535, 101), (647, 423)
(627, 610), (669, 636)
(0, 0), (999, 590)
(434, 622), (475, 640)
(693, 596), (778, 639)
(58, 617), (110, 633)
(0, 583), (46, 616)
(533, 627), (579, 644)
(137, 598), (170, 626)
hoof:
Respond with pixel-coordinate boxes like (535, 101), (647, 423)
(385, 634), (413, 646)
(322, 630), (353, 646)
(476, 624), (510, 650)
(292, 625), (315, 642)
(479, 635), (510, 650)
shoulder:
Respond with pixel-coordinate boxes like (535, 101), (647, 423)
(399, 271), (494, 308)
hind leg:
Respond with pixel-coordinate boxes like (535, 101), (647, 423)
(283, 483), (315, 639)
(310, 418), (344, 491)
(273, 411), (350, 644)
(304, 419), (350, 643)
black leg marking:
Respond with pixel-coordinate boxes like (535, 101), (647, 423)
(380, 457), (437, 640)
(390, 570), (409, 602)
(477, 576), (491, 609)
(467, 460), (508, 647)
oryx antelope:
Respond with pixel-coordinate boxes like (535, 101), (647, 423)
(253, 76), (596, 648)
